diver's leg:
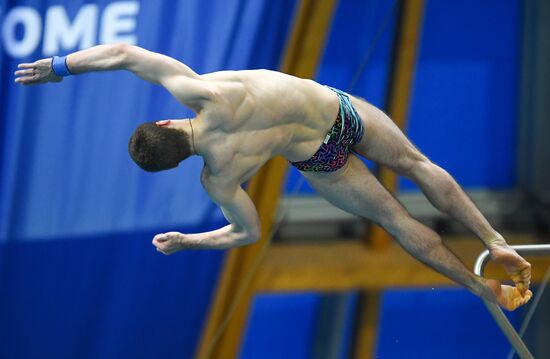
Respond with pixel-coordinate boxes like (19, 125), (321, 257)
(350, 99), (531, 293)
(302, 154), (532, 310)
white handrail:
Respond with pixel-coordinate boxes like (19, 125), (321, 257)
(473, 244), (550, 359)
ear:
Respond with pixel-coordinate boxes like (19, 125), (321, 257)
(155, 120), (171, 126)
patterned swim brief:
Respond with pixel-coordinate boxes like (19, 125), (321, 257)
(290, 86), (365, 172)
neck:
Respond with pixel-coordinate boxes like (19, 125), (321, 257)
(187, 118), (197, 155)
(161, 117), (202, 156)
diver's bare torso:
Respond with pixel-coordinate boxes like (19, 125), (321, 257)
(196, 69), (342, 183)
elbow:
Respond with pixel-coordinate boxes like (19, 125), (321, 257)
(247, 230), (260, 244)
(111, 43), (132, 55)
(243, 227), (261, 245)
(249, 223), (261, 243)
(109, 43), (133, 68)
(230, 224), (260, 246)
(234, 234), (258, 247)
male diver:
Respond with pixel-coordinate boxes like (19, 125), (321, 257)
(15, 44), (532, 310)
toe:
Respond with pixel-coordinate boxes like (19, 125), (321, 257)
(520, 291), (533, 306)
(516, 282), (525, 293)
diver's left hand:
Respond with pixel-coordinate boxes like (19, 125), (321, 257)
(14, 59), (63, 86)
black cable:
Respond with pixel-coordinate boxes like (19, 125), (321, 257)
(347, 0), (400, 93)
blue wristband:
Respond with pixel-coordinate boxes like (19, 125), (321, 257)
(51, 56), (72, 77)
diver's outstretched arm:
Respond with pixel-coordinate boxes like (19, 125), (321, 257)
(14, 44), (215, 111)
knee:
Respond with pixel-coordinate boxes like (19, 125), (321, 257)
(394, 152), (430, 179)
(402, 157), (442, 185)
(409, 159), (455, 192)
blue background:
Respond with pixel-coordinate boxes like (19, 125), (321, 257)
(0, 1), (297, 358)
(0, 0), (522, 358)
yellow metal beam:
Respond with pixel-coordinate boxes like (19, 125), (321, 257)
(352, 292), (382, 359)
(255, 236), (549, 292)
(195, 1), (337, 358)
(280, 0), (337, 77)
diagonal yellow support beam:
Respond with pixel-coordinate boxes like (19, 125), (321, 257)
(194, 1), (337, 358)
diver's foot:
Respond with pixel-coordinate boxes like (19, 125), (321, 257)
(485, 279), (532, 311)
(488, 238), (531, 293)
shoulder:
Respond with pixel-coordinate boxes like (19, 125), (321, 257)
(200, 167), (238, 203)
(200, 163), (234, 187)
(197, 74), (250, 125)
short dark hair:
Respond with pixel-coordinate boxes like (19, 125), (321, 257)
(128, 122), (191, 172)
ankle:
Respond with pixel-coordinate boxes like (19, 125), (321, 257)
(475, 277), (498, 303)
(486, 233), (507, 249)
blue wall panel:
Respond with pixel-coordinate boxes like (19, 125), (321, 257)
(376, 288), (521, 358)
(0, 0), (296, 241)
(377, 288), (520, 359)
(404, 0), (520, 190)
(0, 1), (297, 358)
(241, 288), (521, 359)
(0, 231), (224, 359)
(240, 293), (321, 359)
